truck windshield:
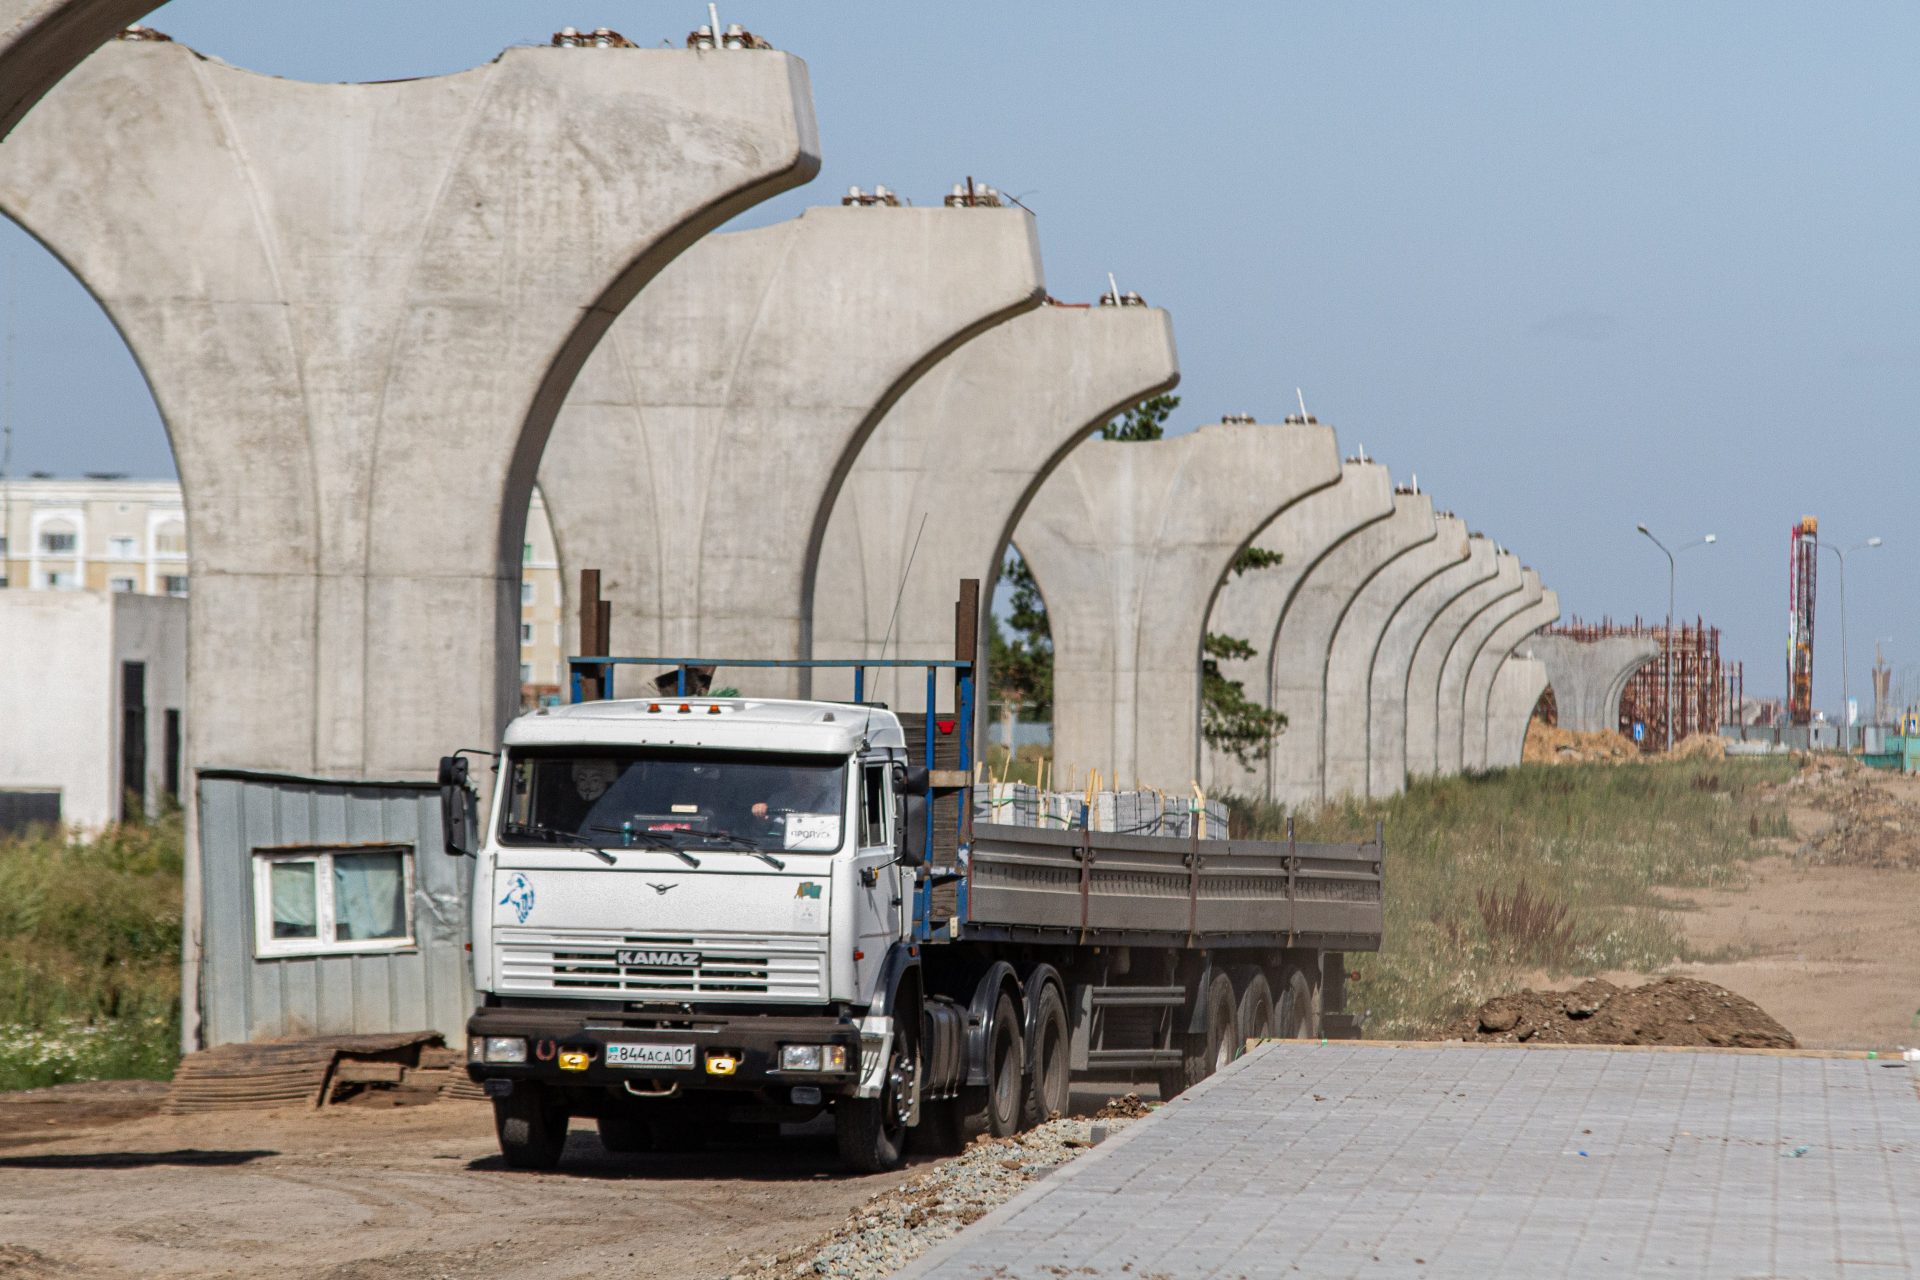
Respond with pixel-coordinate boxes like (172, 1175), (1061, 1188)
(500, 747), (847, 854)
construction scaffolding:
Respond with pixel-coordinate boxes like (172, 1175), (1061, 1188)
(1544, 615), (1731, 752)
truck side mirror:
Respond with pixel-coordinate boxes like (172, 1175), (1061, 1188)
(897, 767), (930, 798)
(900, 792), (929, 867)
(438, 755), (478, 858)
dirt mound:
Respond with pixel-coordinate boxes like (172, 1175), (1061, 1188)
(1450, 977), (1796, 1049)
(1522, 721), (1640, 764)
(1803, 777), (1920, 870)
(1670, 733), (1726, 760)
(1094, 1093), (1151, 1120)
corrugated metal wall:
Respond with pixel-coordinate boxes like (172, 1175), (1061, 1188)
(195, 771), (474, 1048)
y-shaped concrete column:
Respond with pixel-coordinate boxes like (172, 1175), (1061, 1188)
(1321, 494), (1463, 804)
(1016, 421), (1340, 791)
(1204, 455), (1395, 796)
(1370, 527), (1493, 796)
(1530, 633), (1662, 733)
(1437, 569), (1542, 775)
(0, 39), (821, 776)
(1407, 550), (1522, 778)
(0, 0), (152, 136)
(807, 301), (1178, 710)
(539, 204), (1043, 697)
(1268, 480), (1437, 810)
(1486, 655), (1550, 767)
(1463, 587), (1560, 770)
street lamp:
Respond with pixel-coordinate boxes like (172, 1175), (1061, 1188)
(1636, 525), (1717, 752)
(1823, 536), (1883, 750)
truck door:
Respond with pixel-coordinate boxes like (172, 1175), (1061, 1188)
(853, 761), (899, 995)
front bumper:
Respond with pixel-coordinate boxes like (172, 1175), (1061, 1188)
(465, 1005), (864, 1094)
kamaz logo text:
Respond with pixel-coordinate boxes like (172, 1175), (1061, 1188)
(615, 949), (700, 967)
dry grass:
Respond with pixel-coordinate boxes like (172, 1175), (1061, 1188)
(1230, 757), (1796, 1037)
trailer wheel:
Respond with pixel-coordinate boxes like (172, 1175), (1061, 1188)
(1275, 962), (1320, 1039)
(837, 1014), (916, 1173)
(1236, 971), (1277, 1042)
(493, 1084), (570, 1170)
(595, 1110), (651, 1154)
(984, 991), (1025, 1137)
(1020, 982), (1070, 1129)
(1202, 972), (1243, 1076)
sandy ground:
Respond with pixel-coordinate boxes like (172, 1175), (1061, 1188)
(0, 1084), (1136, 1280)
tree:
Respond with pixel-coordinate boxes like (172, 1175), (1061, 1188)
(1201, 633), (1288, 766)
(1100, 392), (1178, 442)
(989, 548), (1052, 719)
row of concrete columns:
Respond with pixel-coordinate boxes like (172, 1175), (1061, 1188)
(2, 24), (1558, 813)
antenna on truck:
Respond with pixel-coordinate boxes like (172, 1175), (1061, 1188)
(858, 511), (928, 747)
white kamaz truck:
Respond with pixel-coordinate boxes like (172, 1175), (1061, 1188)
(445, 582), (1381, 1172)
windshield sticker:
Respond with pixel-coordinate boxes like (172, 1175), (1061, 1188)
(499, 873), (536, 924)
(784, 814), (840, 851)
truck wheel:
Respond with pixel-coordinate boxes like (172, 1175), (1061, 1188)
(595, 1110), (651, 1154)
(984, 991), (1025, 1137)
(1275, 962), (1320, 1039)
(836, 1023), (916, 1173)
(493, 1085), (570, 1170)
(1202, 972), (1243, 1076)
(1020, 982), (1070, 1129)
(1237, 971), (1277, 1041)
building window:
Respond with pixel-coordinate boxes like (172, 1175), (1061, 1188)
(0, 533), (8, 555)
(40, 530), (76, 554)
(154, 524), (187, 555)
(521, 581), (534, 606)
(162, 575), (189, 597)
(522, 542), (533, 564)
(253, 844), (415, 957)
(109, 536), (137, 559)
(520, 622), (532, 644)
(519, 663), (532, 684)
(110, 576), (136, 593)
(47, 571), (77, 590)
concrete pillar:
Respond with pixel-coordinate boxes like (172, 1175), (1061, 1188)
(539, 203), (1044, 698)
(0, 39), (821, 776)
(807, 301), (1178, 711)
(1268, 480), (1437, 810)
(1017, 421), (1341, 791)
(1321, 495), (1464, 803)
(1369, 526), (1492, 796)
(1407, 549), (1521, 778)
(1530, 633), (1662, 734)
(1204, 456), (1395, 796)
(1437, 569), (1542, 775)
(1486, 655), (1550, 768)
(1462, 588), (1560, 770)
(0, 0), (153, 137)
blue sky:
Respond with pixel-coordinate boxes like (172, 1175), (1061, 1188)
(2, 2), (1915, 712)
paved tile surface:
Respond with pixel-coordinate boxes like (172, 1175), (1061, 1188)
(899, 1043), (1920, 1279)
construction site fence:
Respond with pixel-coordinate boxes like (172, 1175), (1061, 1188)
(972, 783), (1230, 839)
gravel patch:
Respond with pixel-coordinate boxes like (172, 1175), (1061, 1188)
(724, 1105), (1149, 1280)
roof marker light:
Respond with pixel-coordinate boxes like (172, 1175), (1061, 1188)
(708, 704), (722, 714)
(647, 703), (661, 713)
(678, 704), (692, 714)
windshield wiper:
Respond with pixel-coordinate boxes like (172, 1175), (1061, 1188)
(589, 824), (702, 868)
(501, 821), (620, 865)
(688, 830), (786, 870)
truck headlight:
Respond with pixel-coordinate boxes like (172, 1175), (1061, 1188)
(483, 1036), (528, 1064)
(780, 1044), (847, 1072)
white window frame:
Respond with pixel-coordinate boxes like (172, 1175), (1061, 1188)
(108, 535), (138, 560)
(859, 762), (893, 849)
(109, 576), (136, 593)
(162, 574), (189, 597)
(521, 580), (534, 606)
(251, 843), (417, 958)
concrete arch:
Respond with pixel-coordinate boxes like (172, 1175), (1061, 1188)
(1322, 495), (1464, 804)
(1438, 569), (1542, 776)
(806, 301), (1179, 711)
(1531, 633), (1663, 734)
(1487, 655), (1551, 768)
(0, 0), (155, 137)
(538, 203), (1045, 699)
(1370, 527), (1493, 795)
(1407, 549), (1521, 778)
(1204, 458), (1395, 797)
(1268, 485), (1438, 810)
(0, 38), (821, 777)
(1015, 420), (1342, 791)
(1463, 587), (1560, 770)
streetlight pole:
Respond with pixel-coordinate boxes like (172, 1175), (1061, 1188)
(1637, 525), (1716, 752)
(1823, 536), (1883, 750)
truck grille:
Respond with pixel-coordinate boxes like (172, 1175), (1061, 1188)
(495, 930), (828, 1002)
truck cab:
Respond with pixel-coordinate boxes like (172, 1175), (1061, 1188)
(454, 695), (930, 1171)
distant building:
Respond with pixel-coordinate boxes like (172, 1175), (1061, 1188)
(0, 589), (186, 831)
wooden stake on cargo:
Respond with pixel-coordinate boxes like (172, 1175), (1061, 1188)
(577, 569), (602, 701)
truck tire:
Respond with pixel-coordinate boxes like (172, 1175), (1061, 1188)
(1201, 972), (1244, 1076)
(1020, 982), (1070, 1129)
(983, 991), (1025, 1137)
(1236, 971), (1277, 1041)
(1275, 961), (1320, 1039)
(595, 1110), (651, 1154)
(837, 1012), (917, 1173)
(493, 1085), (569, 1170)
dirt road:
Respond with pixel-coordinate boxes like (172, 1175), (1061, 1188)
(0, 1095), (910, 1280)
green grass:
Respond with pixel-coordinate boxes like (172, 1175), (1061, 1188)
(0, 814), (183, 1090)
(1230, 757), (1797, 1038)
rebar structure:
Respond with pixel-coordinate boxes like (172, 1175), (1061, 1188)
(1787, 516), (1818, 726)
(1546, 615), (1727, 752)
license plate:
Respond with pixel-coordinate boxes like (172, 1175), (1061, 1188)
(604, 1042), (695, 1069)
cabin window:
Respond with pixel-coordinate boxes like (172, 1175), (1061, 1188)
(860, 764), (891, 848)
(252, 844), (415, 957)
